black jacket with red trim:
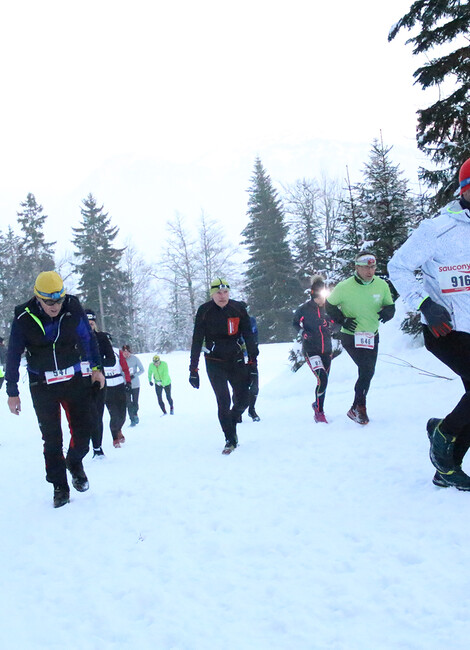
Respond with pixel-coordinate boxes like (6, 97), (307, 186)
(190, 299), (258, 369)
(293, 299), (333, 357)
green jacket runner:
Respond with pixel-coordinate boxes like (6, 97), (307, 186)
(148, 360), (171, 387)
(327, 275), (394, 334)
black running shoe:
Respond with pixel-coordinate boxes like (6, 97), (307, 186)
(66, 461), (89, 492)
(432, 471), (449, 488)
(432, 467), (470, 491)
(249, 410), (260, 422)
(93, 447), (105, 459)
(222, 441), (237, 455)
(426, 418), (456, 473)
(53, 484), (70, 508)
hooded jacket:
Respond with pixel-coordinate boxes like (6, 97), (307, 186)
(388, 199), (470, 333)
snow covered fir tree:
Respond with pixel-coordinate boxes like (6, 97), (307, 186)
(242, 158), (302, 343)
(389, 0), (470, 209)
(72, 194), (129, 342)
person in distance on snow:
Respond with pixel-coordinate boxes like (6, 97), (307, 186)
(236, 301), (261, 422)
(326, 252), (395, 425)
(388, 157), (470, 491)
(148, 354), (174, 415)
(5, 271), (105, 508)
(293, 275), (336, 424)
(122, 344), (145, 426)
(189, 278), (259, 455)
(84, 309), (115, 457)
(104, 345), (132, 448)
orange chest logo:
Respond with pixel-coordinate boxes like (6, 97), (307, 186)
(227, 317), (240, 335)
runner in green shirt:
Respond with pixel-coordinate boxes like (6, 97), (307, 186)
(148, 355), (174, 415)
(326, 252), (395, 424)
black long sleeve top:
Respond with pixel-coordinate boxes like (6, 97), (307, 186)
(190, 299), (259, 369)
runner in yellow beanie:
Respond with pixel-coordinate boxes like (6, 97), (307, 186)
(34, 271), (66, 301)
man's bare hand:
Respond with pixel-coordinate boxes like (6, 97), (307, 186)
(8, 396), (21, 415)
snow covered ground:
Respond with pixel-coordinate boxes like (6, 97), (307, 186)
(1, 308), (470, 650)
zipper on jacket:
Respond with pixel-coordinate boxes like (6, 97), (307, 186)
(25, 307), (64, 372)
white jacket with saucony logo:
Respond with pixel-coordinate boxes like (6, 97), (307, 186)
(388, 200), (470, 333)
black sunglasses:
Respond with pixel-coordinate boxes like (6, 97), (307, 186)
(41, 297), (65, 306)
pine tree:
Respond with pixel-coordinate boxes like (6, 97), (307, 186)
(0, 227), (22, 333)
(242, 158), (301, 342)
(16, 193), (55, 302)
(72, 194), (128, 339)
(358, 136), (418, 278)
(389, 0), (470, 208)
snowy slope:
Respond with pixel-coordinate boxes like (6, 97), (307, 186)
(1, 313), (469, 650)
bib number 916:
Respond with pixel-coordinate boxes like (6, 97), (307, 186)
(451, 274), (470, 288)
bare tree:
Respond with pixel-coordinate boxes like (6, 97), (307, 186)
(198, 211), (240, 301)
(283, 178), (322, 281)
(122, 240), (161, 351)
(317, 175), (343, 251)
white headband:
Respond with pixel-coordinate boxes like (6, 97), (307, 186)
(355, 254), (376, 267)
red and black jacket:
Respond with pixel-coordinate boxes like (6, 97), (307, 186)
(293, 299), (333, 357)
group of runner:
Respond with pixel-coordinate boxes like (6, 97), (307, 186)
(4, 157), (470, 504)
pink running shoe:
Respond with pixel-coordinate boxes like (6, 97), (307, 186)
(313, 405), (328, 424)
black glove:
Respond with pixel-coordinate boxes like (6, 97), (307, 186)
(328, 320), (342, 335)
(92, 380), (102, 394)
(125, 382), (132, 394)
(343, 317), (358, 332)
(189, 368), (200, 389)
(149, 381), (154, 386)
(248, 360), (258, 387)
(378, 304), (395, 323)
(419, 297), (453, 338)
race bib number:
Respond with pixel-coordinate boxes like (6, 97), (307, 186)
(307, 355), (324, 371)
(438, 264), (470, 294)
(45, 366), (75, 384)
(354, 332), (375, 349)
(80, 361), (92, 377)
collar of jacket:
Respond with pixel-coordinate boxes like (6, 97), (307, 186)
(354, 273), (374, 286)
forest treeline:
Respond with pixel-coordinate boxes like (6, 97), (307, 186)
(1, 0), (469, 350)
(0, 136), (436, 349)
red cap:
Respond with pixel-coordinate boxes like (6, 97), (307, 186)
(459, 158), (470, 195)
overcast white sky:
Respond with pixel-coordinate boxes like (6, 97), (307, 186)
(0, 0), (431, 263)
